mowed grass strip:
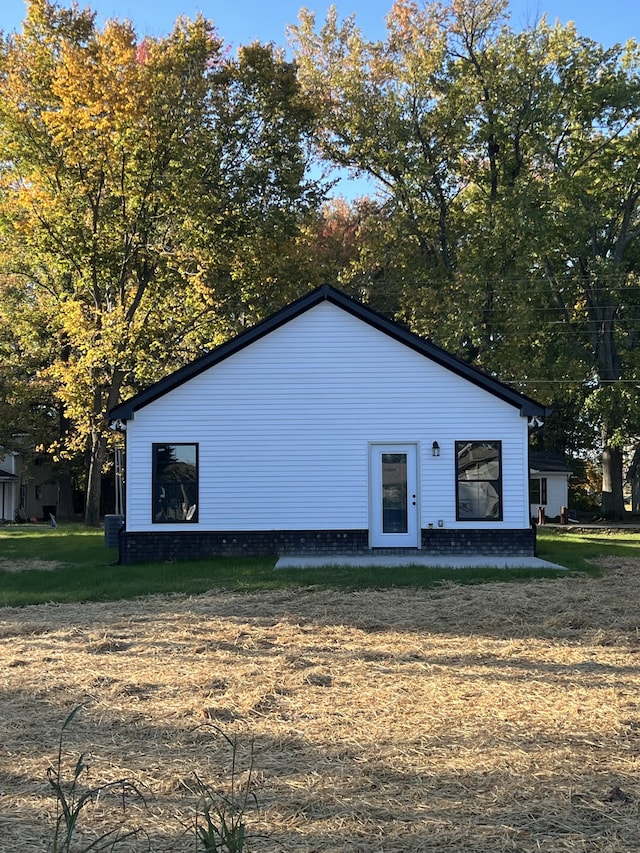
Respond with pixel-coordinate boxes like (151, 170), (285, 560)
(0, 524), (611, 607)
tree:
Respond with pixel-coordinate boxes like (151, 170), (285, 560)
(452, 7), (640, 516)
(291, 0), (640, 516)
(0, 0), (320, 524)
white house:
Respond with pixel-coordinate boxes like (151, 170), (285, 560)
(529, 451), (571, 522)
(108, 285), (548, 563)
(0, 455), (18, 522)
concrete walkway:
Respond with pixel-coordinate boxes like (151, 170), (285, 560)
(275, 554), (567, 570)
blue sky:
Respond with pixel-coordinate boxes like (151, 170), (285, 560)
(2, 0), (637, 200)
(1, 0), (639, 48)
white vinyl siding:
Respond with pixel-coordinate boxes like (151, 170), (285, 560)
(529, 471), (570, 520)
(125, 302), (531, 532)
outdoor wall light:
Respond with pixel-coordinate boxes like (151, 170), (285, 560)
(432, 441), (440, 457)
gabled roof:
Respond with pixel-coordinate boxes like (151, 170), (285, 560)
(109, 284), (548, 421)
(530, 451), (571, 474)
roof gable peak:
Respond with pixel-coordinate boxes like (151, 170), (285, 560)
(109, 285), (547, 421)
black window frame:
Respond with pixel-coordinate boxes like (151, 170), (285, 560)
(529, 476), (547, 506)
(152, 443), (199, 524)
(455, 440), (503, 522)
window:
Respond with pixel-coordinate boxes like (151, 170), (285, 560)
(456, 441), (502, 521)
(529, 477), (547, 505)
(152, 443), (198, 523)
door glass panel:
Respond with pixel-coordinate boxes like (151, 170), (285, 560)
(382, 453), (408, 533)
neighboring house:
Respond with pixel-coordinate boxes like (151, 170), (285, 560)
(109, 285), (548, 564)
(626, 446), (640, 512)
(529, 451), (571, 522)
(0, 451), (59, 522)
(0, 457), (18, 522)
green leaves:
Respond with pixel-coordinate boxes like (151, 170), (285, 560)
(292, 0), (640, 512)
(0, 1), (322, 522)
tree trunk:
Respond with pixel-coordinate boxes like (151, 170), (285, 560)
(56, 465), (75, 521)
(84, 369), (125, 526)
(56, 409), (75, 520)
(85, 429), (108, 526)
(586, 295), (625, 519)
(601, 442), (626, 519)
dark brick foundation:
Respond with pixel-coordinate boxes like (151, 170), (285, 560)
(118, 527), (536, 564)
(420, 527), (535, 555)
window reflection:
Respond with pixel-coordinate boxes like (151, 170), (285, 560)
(456, 441), (502, 520)
(153, 443), (198, 523)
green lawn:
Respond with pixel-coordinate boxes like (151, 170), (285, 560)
(535, 525), (640, 570)
(0, 523), (634, 608)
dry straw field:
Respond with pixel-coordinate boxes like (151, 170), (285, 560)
(1, 557), (640, 851)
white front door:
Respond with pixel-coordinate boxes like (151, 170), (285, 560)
(369, 443), (420, 548)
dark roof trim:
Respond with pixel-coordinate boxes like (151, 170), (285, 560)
(109, 284), (548, 421)
(0, 468), (17, 480)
